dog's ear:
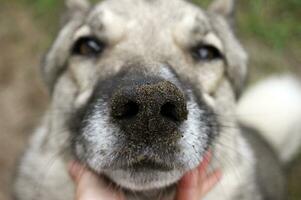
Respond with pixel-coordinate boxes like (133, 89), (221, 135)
(64, 0), (90, 22)
(209, 0), (235, 24)
(66, 0), (90, 13)
(42, 0), (91, 93)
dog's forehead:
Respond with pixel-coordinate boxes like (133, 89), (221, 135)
(85, 0), (212, 39)
(92, 0), (204, 21)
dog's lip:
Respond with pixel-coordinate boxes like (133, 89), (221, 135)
(130, 160), (173, 171)
(115, 159), (174, 172)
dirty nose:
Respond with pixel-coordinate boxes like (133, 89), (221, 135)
(110, 80), (188, 133)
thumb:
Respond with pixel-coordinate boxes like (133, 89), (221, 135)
(68, 161), (124, 200)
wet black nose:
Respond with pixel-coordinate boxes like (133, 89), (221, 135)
(110, 80), (188, 134)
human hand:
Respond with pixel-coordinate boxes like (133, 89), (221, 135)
(176, 151), (222, 200)
(68, 161), (125, 200)
(68, 152), (221, 200)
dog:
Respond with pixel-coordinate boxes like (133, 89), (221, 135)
(14, 0), (301, 200)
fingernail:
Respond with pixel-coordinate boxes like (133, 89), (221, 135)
(68, 160), (81, 179)
(215, 170), (222, 180)
(205, 150), (212, 161)
(198, 151), (212, 171)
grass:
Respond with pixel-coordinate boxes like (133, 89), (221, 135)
(238, 0), (301, 50)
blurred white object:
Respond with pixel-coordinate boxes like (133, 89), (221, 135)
(237, 75), (301, 162)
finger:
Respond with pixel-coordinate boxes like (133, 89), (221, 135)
(68, 161), (86, 183)
(68, 161), (124, 200)
(177, 169), (221, 200)
(176, 167), (200, 200)
(201, 151), (212, 169)
(177, 151), (218, 200)
(197, 151), (212, 180)
(200, 170), (222, 196)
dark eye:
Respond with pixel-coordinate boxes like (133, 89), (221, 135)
(72, 37), (105, 57)
(191, 44), (223, 61)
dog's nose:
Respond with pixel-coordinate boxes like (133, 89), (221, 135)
(110, 80), (188, 133)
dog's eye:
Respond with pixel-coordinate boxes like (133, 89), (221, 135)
(72, 37), (105, 57)
(191, 45), (223, 61)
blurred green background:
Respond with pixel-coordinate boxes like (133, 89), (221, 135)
(0, 0), (300, 200)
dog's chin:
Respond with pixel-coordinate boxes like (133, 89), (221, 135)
(103, 169), (183, 191)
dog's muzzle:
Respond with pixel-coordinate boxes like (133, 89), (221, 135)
(71, 69), (218, 190)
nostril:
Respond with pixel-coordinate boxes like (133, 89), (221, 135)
(113, 101), (139, 120)
(160, 102), (179, 122)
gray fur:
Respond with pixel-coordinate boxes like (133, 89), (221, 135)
(14, 0), (287, 200)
